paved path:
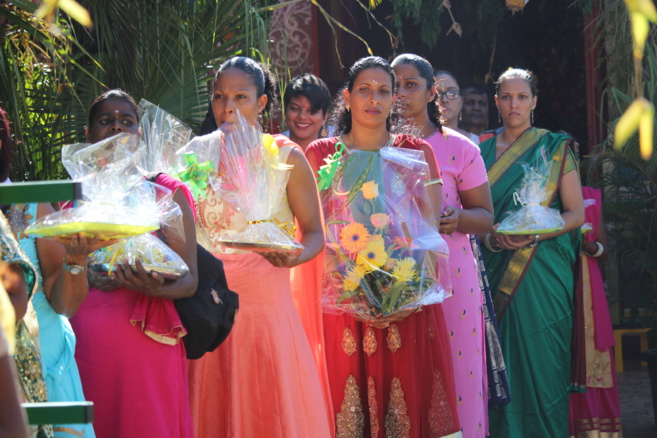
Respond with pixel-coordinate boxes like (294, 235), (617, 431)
(618, 358), (655, 437)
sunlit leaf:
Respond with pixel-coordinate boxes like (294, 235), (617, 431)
(639, 101), (654, 159)
(614, 97), (650, 149)
(58, 0), (92, 27)
(626, 0), (657, 58)
(34, 0), (58, 21)
(369, 0), (382, 9)
(625, 0), (657, 21)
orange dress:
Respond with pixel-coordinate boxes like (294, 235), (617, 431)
(188, 136), (332, 438)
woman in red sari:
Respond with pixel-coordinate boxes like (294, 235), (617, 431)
(305, 56), (462, 438)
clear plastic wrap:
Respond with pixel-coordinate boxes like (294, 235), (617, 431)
(320, 144), (451, 320)
(89, 233), (189, 279)
(138, 99), (195, 175)
(25, 134), (160, 239)
(172, 131), (221, 200)
(209, 111), (303, 253)
(497, 147), (566, 235)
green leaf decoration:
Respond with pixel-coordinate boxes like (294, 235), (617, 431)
(176, 152), (214, 199)
(317, 142), (345, 191)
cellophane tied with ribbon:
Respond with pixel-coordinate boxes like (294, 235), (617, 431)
(138, 99), (195, 175)
(89, 183), (190, 279)
(496, 146), (565, 235)
(25, 133), (160, 239)
(210, 111), (303, 253)
(319, 144), (451, 320)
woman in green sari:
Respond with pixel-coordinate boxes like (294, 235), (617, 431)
(479, 68), (584, 437)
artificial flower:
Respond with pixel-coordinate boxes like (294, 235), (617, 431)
(343, 266), (364, 291)
(393, 257), (417, 282)
(370, 213), (391, 229)
(392, 236), (417, 251)
(360, 181), (379, 199)
(357, 238), (388, 269)
(340, 222), (370, 253)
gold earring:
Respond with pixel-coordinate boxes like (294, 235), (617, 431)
(389, 108), (394, 116)
(345, 104), (350, 111)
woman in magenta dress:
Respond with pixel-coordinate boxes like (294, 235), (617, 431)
(568, 186), (622, 436)
(187, 57), (332, 438)
(306, 56), (462, 438)
(70, 90), (197, 438)
(391, 54), (494, 437)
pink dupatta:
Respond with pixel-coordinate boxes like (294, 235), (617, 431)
(582, 186), (614, 350)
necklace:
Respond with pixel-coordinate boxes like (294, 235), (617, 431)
(340, 134), (395, 150)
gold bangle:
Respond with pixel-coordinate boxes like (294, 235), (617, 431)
(484, 233), (503, 253)
(425, 178), (443, 186)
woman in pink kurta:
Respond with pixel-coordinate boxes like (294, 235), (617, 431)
(71, 90), (198, 438)
(392, 54), (494, 438)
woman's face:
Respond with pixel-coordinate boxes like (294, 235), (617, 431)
(435, 74), (463, 128)
(87, 98), (140, 143)
(212, 67), (267, 126)
(394, 63), (435, 121)
(495, 77), (536, 130)
(344, 67), (395, 130)
(285, 95), (327, 144)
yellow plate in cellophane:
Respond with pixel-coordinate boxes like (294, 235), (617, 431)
(24, 222), (158, 240)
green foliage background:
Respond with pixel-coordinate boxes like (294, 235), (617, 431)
(1, 0), (277, 182)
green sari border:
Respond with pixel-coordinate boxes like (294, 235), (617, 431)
(487, 128), (550, 187)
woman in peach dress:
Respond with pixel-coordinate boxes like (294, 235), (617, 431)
(187, 56), (331, 438)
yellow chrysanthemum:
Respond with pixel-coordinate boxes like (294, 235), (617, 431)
(360, 181), (379, 199)
(343, 266), (364, 291)
(340, 222), (370, 254)
(393, 257), (417, 282)
(357, 238), (388, 269)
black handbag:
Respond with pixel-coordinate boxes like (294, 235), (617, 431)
(175, 244), (239, 359)
(146, 173), (239, 359)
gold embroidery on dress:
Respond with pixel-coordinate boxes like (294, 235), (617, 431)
(428, 369), (457, 437)
(14, 321), (54, 438)
(7, 204), (33, 240)
(386, 324), (401, 353)
(582, 260), (613, 388)
(363, 326), (377, 356)
(342, 327), (358, 356)
(385, 377), (410, 438)
(336, 375), (364, 438)
(367, 377), (379, 438)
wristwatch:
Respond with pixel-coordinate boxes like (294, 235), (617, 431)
(63, 260), (85, 275)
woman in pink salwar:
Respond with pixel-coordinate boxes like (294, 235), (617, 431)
(392, 54), (494, 438)
(70, 90), (197, 438)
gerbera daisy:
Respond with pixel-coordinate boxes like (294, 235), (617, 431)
(392, 236), (417, 251)
(357, 238), (388, 269)
(340, 222), (370, 253)
(393, 257), (417, 282)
